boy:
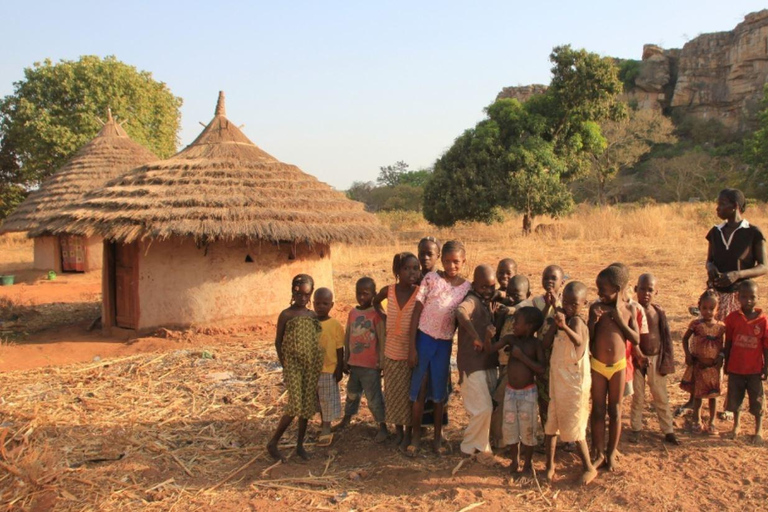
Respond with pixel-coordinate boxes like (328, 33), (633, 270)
(589, 266), (639, 471)
(487, 307), (545, 476)
(542, 281), (596, 485)
(336, 277), (388, 442)
(494, 258), (518, 307)
(456, 265), (499, 456)
(724, 279), (768, 442)
(313, 288), (345, 446)
(491, 274), (531, 448)
(629, 274), (679, 445)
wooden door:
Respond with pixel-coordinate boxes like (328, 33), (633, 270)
(60, 235), (86, 272)
(114, 243), (139, 329)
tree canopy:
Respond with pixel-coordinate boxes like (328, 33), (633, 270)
(424, 45), (625, 232)
(745, 84), (768, 198)
(0, 55), (182, 193)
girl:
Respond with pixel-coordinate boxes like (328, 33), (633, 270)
(704, 188), (766, 420)
(680, 290), (725, 434)
(406, 240), (471, 456)
(373, 252), (422, 450)
(267, 274), (323, 462)
(417, 237), (441, 281)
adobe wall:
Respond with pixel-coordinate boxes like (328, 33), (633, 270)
(85, 236), (103, 271)
(135, 237), (334, 330)
(33, 236), (59, 272)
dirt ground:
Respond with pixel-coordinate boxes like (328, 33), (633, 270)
(1, 205), (768, 511)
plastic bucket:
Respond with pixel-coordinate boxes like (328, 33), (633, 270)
(1, 275), (14, 286)
(47, 270), (57, 280)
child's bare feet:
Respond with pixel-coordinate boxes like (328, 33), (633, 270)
(433, 437), (451, 456)
(267, 442), (285, 462)
(592, 452), (606, 470)
(628, 430), (640, 444)
(664, 433), (681, 445)
(544, 466), (556, 483)
(509, 462), (520, 475)
(296, 445), (310, 460)
(374, 425), (388, 444)
(752, 433), (763, 445)
(581, 467), (598, 486)
(725, 429), (739, 440)
(332, 416), (351, 432)
(394, 430), (404, 446)
(604, 452), (619, 472)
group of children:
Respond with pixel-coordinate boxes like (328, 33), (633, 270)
(266, 236), (768, 486)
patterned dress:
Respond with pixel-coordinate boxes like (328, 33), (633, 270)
(680, 319), (725, 399)
(282, 316), (323, 419)
(384, 285), (418, 426)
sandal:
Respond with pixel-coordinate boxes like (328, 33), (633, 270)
(317, 433), (334, 447)
(706, 423), (718, 436)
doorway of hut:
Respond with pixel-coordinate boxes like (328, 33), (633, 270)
(59, 235), (87, 272)
(103, 242), (139, 330)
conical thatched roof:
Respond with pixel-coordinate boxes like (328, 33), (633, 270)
(40, 92), (389, 245)
(1, 110), (159, 235)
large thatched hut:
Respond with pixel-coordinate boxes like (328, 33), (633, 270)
(0, 111), (158, 273)
(44, 92), (388, 332)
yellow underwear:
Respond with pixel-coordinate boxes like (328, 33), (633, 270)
(590, 357), (627, 381)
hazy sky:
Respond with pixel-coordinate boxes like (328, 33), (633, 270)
(1, 1), (764, 189)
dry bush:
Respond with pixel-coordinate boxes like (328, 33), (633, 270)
(0, 233), (31, 248)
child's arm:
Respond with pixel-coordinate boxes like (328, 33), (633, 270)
(723, 323), (732, 375)
(456, 300), (483, 351)
(343, 320), (351, 371)
(588, 303), (601, 352)
(486, 333), (511, 354)
(274, 311), (289, 367)
(408, 301), (424, 368)
(681, 326), (694, 366)
(510, 340), (545, 374)
(612, 301), (640, 346)
(375, 314), (386, 370)
(334, 347), (344, 382)
(561, 314), (586, 347)
(763, 348), (768, 381)
(493, 307), (510, 341)
(372, 286), (389, 319)
(541, 312), (558, 350)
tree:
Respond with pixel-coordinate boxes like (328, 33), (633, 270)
(0, 55), (182, 190)
(377, 160), (432, 188)
(648, 151), (744, 202)
(424, 45), (625, 232)
(585, 109), (676, 204)
(745, 84), (768, 198)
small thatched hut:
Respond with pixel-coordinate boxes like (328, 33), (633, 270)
(0, 111), (158, 273)
(45, 92), (388, 332)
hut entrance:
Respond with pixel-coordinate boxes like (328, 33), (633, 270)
(59, 235), (86, 272)
(113, 242), (139, 329)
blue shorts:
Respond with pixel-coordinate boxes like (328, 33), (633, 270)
(409, 330), (452, 403)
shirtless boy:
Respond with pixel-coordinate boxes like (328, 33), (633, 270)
(487, 306), (545, 476)
(589, 266), (640, 471)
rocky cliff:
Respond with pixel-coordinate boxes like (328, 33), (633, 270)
(497, 9), (768, 132)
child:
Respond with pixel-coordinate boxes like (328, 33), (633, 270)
(487, 307), (545, 476)
(417, 237), (441, 281)
(455, 264), (499, 456)
(337, 277), (388, 442)
(372, 252), (421, 450)
(542, 281), (596, 485)
(313, 287), (344, 446)
(589, 266), (640, 471)
(267, 274), (323, 462)
(680, 290), (725, 434)
(494, 258), (518, 307)
(406, 240), (471, 456)
(628, 274), (679, 445)
(491, 274), (531, 448)
(724, 279), (768, 442)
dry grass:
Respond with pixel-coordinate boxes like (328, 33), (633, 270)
(0, 233), (30, 249)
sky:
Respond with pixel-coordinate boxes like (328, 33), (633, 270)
(0, 1), (764, 190)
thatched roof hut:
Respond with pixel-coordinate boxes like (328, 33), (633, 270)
(45, 92), (388, 331)
(1, 111), (158, 272)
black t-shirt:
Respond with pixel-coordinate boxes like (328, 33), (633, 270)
(706, 221), (765, 292)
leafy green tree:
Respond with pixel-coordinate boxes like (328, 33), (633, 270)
(377, 160), (432, 188)
(425, 45), (624, 232)
(745, 84), (768, 198)
(0, 55), (182, 189)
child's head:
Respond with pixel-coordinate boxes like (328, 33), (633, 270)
(313, 287), (334, 318)
(290, 274), (315, 308)
(417, 237), (441, 274)
(716, 188), (746, 220)
(698, 290), (719, 321)
(507, 275), (531, 305)
(440, 240), (466, 278)
(541, 265), (565, 295)
(562, 281), (588, 318)
(738, 279), (759, 313)
(596, 266), (628, 306)
(393, 252), (420, 286)
(496, 258), (518, 291)
(609, 262), (631, 300)
(513, 306), (545, 338)
(634, 273), (657, 308)
(356, 277), (377, 308)
(472, 264), (497, 302)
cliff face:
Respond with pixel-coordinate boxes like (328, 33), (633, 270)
(497, 10), (768, 132)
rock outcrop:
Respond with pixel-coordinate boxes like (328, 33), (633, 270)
(496, 10), (768, 133)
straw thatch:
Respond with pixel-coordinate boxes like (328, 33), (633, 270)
(0, 111), (159, 235)
(41, 92), (389, 245)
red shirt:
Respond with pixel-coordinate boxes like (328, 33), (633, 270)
(725, 309), (768, 375)
(346, 307), (385, 369)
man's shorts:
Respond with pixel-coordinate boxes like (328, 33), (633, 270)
(502, 384), (538, 447)
(727, 373), (764, 416)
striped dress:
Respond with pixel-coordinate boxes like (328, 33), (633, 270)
(383, 285), (418, 426)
